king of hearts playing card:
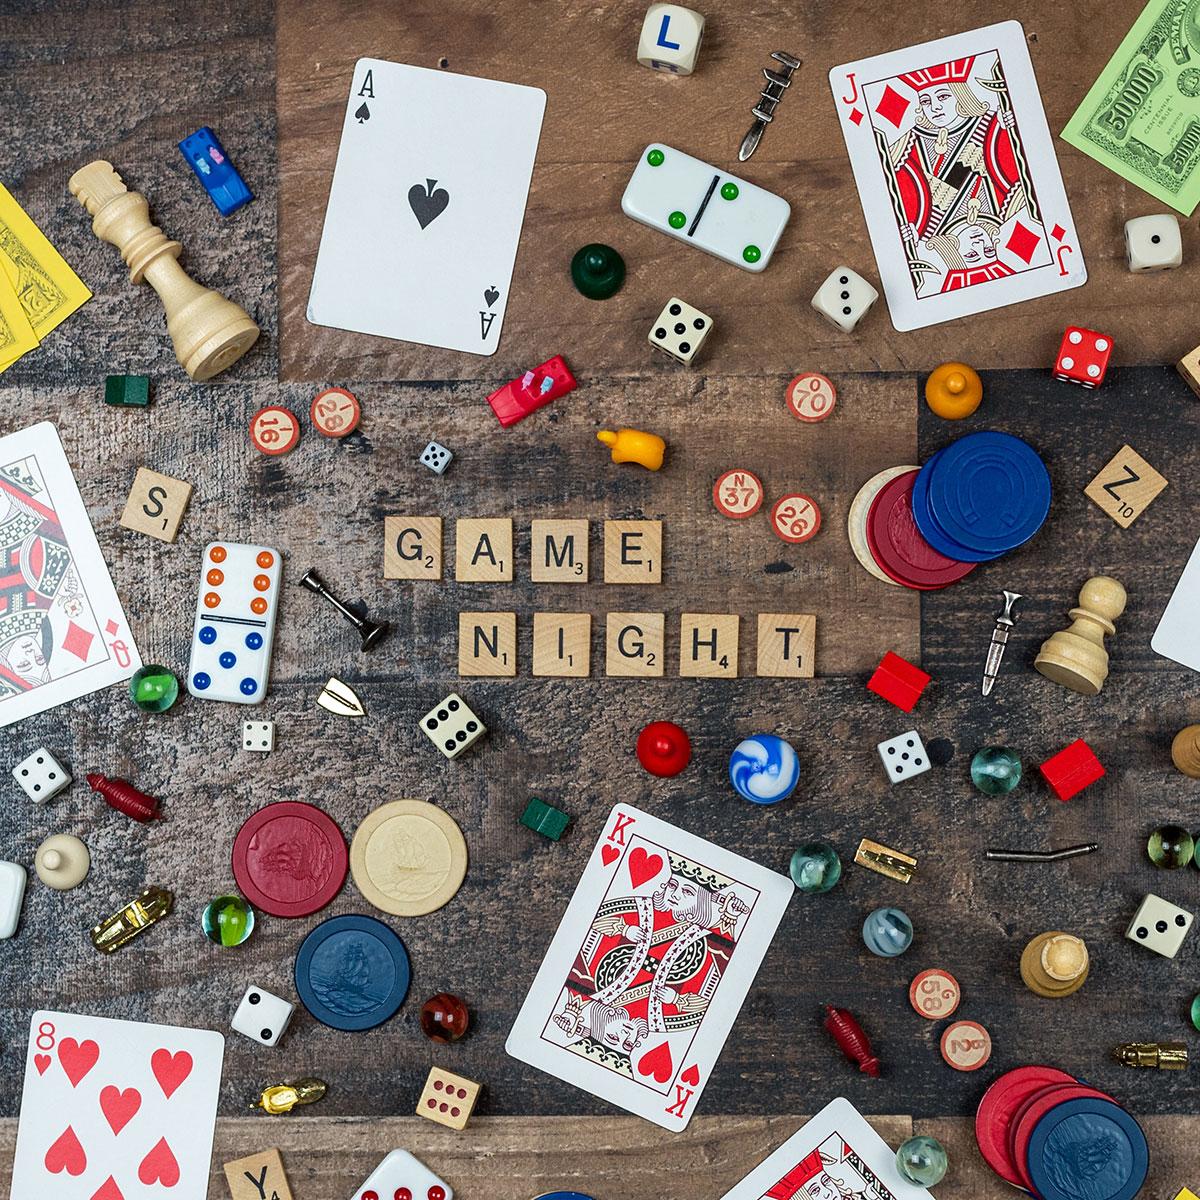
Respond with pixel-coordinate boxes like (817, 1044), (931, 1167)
(506, 805), (793, 1131)
(830, 22), (1085, 330)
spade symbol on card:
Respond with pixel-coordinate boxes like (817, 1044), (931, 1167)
(354, 102), (371, 123)
(409, 178), (450, 229)
(484, 286), (500, 308)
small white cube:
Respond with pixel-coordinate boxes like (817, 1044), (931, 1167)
(420, 441), (453, 474)
(0, 862), (25, 939)
(1125, 892), (1194, 958)
(420, 692), (487, 760)
(242, 720), (275, 752)
(11, 747), (71, 803)
(877, 731), (931, 784)
(649, 297), (713, 365)
(637, 3), (704, 75)
(1124, 214), (1182, 272)
(231, 985), (295, 1046)
(812, 267), (879, 333)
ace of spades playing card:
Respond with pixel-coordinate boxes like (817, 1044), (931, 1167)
(506, 804), (793, 1131)
(307, 58), (546, 356)
(10, 1011), (225, 1200)
(829, 21), (1085, 331)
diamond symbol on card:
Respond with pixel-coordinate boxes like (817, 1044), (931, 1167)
(1005, 221), (1042, 264)
(105, 619), (119, 636)
(62, 621), (94, 662)
(849, 108), (864, 126)
(874, 85), (910, 127)
(1051, 223), (1066, 242)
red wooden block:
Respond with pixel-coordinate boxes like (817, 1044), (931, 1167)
(1038, 739), (1104, 801)
(1053, 327), (1112, 389)
(867, 650), (931, 713)
(486, 354), (576, 427)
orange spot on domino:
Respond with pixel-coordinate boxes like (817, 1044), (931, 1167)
(250, 597), (268, 615)
(253, 574), (271, 592)
(204, 592), (221, 609)
(206, 569), (224, 586)
(209, 545), (227, 563)
(256, 551), (274, 568)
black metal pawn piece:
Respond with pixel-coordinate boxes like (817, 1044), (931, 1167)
(299, 569), (389, 651)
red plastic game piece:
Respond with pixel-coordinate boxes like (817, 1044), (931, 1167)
(486, 355), (576, 427)
(866, 470), (975, 590)
(86, 773), (162, 822)
(822, 1005), (880, 1077)
(712, 469), (764, 518)
(1038, 738), (1104, 801)
(310, 386), (361, 438)
(786, 372), (837, 422)
(636, 721), (692, 778)
(1053, 327), (1112, 389)
(770, 493), (821, 543)
(975, 1066), (1076, 1188)
(250, 405), (300, 455)
(867, 651), (931, 713)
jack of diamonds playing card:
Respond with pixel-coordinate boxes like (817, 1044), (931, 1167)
(505, 804), (793, 1131)
(307, 58), (546, 356)
(829, 21), (1085, 331)
(0, 422), (140, 727)
(10, 1010), (225, 1200)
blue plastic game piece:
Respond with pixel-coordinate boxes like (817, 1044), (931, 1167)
(1026, 1097), (1147, 1200)
(862, 906), (914, 957)
(729, 734), (800, 804)
(178, 127), (252, 216)
(910, 452), (1001, 564)
(295, 914), (411, 1031)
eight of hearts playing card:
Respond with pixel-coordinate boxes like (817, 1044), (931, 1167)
(10, 1010), (224, 1200)
(829, 21), (1085, 331)
(506, 804), (793, 1131)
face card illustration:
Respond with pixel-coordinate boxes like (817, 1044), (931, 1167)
(721, 1098), (937, 1200)
(506, 804), (793, 1130)
(829, 21), (1085, 331)
(10, 1010), (225, 1200)
(307, 58), (546, 356)
(0, 422), (141, 727)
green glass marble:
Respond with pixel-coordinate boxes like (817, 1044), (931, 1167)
(1191, 993), (1200, 1032)
(129, 664), (179, 713)
(789, 842), (842, 894)
(896, 1135), (948, 1187)
(202, 895), (255, 946)
(569, 243), (625, 300)
(970, 746), (1022, 795)
(1147, 824), (1194, 869)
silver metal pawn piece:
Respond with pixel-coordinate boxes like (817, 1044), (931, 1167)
(738, 52), (802, 161)
(982, 590), (1023, 696)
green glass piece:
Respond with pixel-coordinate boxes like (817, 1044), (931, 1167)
(742, 244), (761, 263)
(668, 210), (686, 229)
(104, 375), (150, 407)
(1147, 824), (1194, 869)
(520, 797), (570, 841)
(647, 148), (665, 166)
(896, 1136), (948, 1187)
(789, 842), (842, 894)
(970, 746), (1022, 795)
(569, 243), (626, 300)
(720, 181), (739, 201)
(1191, 993), (1200, 1031)
(129, 664), (179, 713)
(201, 895), (255, 946)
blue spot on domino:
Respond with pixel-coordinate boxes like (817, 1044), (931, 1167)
(219, 651), (237, 669)
(193, 672), (211, 690)
(245, 631), (263, 650)
(199, 626), (217, 645)
(240, 678), (258, 696)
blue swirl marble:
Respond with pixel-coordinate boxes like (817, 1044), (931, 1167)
(729, 735), (800, 805)
(862, 906), (914, 957)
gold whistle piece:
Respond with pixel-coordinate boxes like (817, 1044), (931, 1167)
(90, 886), (173, 953)
(854, 838), (916, 884)
(252, 1078), (328, 1114)
(1112, 1042), (1188, 1069)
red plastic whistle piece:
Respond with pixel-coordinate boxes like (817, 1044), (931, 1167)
(87, 773), (162, 822)
(823, 1004), (880, 1077)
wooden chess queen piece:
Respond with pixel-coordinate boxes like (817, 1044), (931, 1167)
(1034, 575), (1126, 696)
(68, 160), (259, 381)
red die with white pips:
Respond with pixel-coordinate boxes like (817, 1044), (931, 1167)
(1053, 327), (1112, 389)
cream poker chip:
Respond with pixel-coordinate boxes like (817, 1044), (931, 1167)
(847, 465), (916, 586)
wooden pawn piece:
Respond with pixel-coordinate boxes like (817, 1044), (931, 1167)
(1034, 575), (1126, 696)
(68, 161), (259, 380)
(1172, 725), (1200, 778)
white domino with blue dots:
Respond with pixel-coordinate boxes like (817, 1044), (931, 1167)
(186, 542), (282, 705)
(621, 143), (791, 272)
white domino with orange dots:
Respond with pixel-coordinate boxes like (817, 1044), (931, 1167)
(186, 542), (282, 705)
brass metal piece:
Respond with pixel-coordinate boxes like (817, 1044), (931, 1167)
(251, 1078), (328, 1114)
(90, 886), (173, 953)
(854, 838), (916, 884)
(1113, 1042), (1188, 1070)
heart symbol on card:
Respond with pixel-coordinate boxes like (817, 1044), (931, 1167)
(484, 286), (500, 308)
(681, 1064), (700, 1086)
(91, 1176), (126, 1200)
(408, 178), (450, 229)
(138, 1137), (180, 1187)
(58, 1038), (100, 1088)
(44, 1125), (87, 1176)
(34, 1054), (50, 1075)
(100, 1085), (141, 1135)
(627, 847), (663, 889)
(150, 1049), (193, 1099)
(600, 844), (620, 867)
(637, 1041), (674, 1083)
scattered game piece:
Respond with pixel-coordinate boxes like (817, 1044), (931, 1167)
(250, 405), (301, 455)
(1038, 739), (1105, 801)
(729, 733), (800, 804)
(33, 834), (89, 890)
(975, 1065), (1078, 1188)
(420, 993), (470, 1043)
(1054, 326), (1112, 388)
(712, 468), (763, 518)
(822, 1005), (879, 1076)
(420, 692), (486, 759)
(252, 1078), (327, 1115)
(299, 567), (389, 651)
(103, 374), (150, 407)
(596, 427), (665, 470)
(1177, 342), (1200, 397)
(233, 802), (348, 918)
(420, 439), (453, 473)
(232, 984), (295, 1046)
(350, 800), (467, 917)
(867, 469), (976, 589)
(941, 1020), (991, 1071)
(982, 590), (1023, 696)
(789, 842), (841, 893)
(1035, 576), (1125, 696)
(295, 914), (411, 1030)
(635, 720), (691, 776)
(648, 296), (713, 364)
(11, 747), (71, 803)
(607, 611), (664, 678)
(351, 1149), (453, 1200)
(224, 1149), (294, 1200)
(242, 719), (275, 752)
(86, 772), (161, 821)
(119, 466), (193, 543)
(1173, 1190), (1200, 1200)
(1147, 824), (1194, 869)
(1009, 1083), (1117, 1191)
(1027, 1099), (1147, 1200)
(755, 613), (816, 678)
(521, 796), (570, 840)
(178, 126), (253, 216)
(1124, 213), (1181, 271)
(909, 968), (960, 1020)
(487, 355), (576, 426)
(926, 737), (955, 766)
(69, 160), (259, 380)
(811, 266), (878, 332)
(1172, 724), (1200, 777)
(866, 650), (930, 712)
(970, 747), (1022, 795)
(1125, 892), (1195, 958)
(129, 663), (180, 712)
(769, 492), (820, 543)
(896, 1135), (949, 1187)
(737, 51), (801, 161)
(317, 676), (366, 718)
(1155, 535), (1200, 672)
(0, 861), (25, 937)
(877, 731), (930, 784)
(1113, 1042), (1188, 1069)
(570, 242), (626, 299)
(985, 844), (1098, 862)
(924, 362), (982, 419)
(1084, 444), (1167, 528)
(854, 838), (916, 884)
(847, 465), (914, 585)
(862, 906), (913, 957)
(621, 144), (790, 271)
(309, 386), (361, 437)
(786, 371), (836, 422)
(201, 894), (255, 945)
(90, 886), (173, 952)
(1020, 931), (1089, 998)
(417, 1065), (482, 1131)
(637, 3), (704, 74)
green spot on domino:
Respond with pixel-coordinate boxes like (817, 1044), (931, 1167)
(668, 211), (687, 229)
(720, 182), (739, 201)
(647, 148), (665, 166)
(742, 244), (762, 263)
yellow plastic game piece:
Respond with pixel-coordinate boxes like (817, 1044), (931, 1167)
(924, 362), (983, 419)
(597, 428), (666, 470)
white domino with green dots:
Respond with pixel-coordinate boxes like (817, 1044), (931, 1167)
(621, 143), (790, 272)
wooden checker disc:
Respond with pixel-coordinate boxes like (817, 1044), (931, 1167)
(770, 493), (821, 543)
(250, 405), (300, 455)
(310, 386), (361, 438)
(713, 468), (764, 518)
(786, 372), (837, 422)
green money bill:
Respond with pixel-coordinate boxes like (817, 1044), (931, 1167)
(1062, 0), (1200, 215)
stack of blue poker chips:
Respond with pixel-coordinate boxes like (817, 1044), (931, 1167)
(1026, 1097), (1148, 1200)
(911, 432), (1051, 563)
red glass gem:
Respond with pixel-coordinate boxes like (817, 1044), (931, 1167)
(636, 721), (692, 778)
(419, 993), (470, 1042)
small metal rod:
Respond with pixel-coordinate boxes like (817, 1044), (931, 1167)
(984, 844), (1099, 862)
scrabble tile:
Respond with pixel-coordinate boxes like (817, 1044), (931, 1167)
(11, 746), (72, 803)
(1126, 892), (1194, 958)
(605, 612), (665, 677)
(1084, 445), (1167, 528)
(755, 614), (816, 678)
(679, 613), (738, 678)
(416, 1065), (481, 1130)
(458, 612), (517, 676)
(532, 612), (591, 677)
(224, 1149), (294, 1200)
(383, 516), (442, 580)
(604, 519), (662, 583)
(420, 693), (486, 759)
(637, 3), (705, 74)
(242, 720), (275, 752)
(530, 518), (589, 582)
(119, 467), (192, 543)
(1178, 343), (1200, 398)
(103, 374), (150, 407)
(456, 518), (513, 581)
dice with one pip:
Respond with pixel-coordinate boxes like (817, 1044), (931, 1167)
(11, 747), (72, 803)
(420, 441), (453, 474)
(1124, 213), (1182, 272)
(231, 984), (295, 1046)
(1054, 327), (1111, 388)
(812, 267), (879, 333)
(649, 297), (712, 365)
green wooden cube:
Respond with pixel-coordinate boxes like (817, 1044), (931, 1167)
(520, 797), (569, 841)
(104, 375), (150, 407)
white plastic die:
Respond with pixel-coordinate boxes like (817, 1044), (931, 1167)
(649, 297), (712, 365)
(637, 3), (705, 75)
(11, 747), (71, 803)
(1125, 892), (1194, 958)
(812, 267), (879, 332)
(231, 985), (295, 1046)
(420, 441), (453, 474)
(1124, 214), (1182, 272)
(420, 692), (486, 759)
(877, 731), (931, 784)
(242, 720), (275, 752)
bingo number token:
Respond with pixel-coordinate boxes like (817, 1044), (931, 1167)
(250, 406), (300, 455)
(770, 493), (821, 543)
(310, 386), (361, 438)
(713, 469), (764, 518)
(787, 372), (837, 422)
(940, 1019), (992, 1071)
(909, 968), (961, 1019)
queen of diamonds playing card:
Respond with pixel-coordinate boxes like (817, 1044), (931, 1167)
(830, 22), (1085, 331)
(506, 804), (792, 1131)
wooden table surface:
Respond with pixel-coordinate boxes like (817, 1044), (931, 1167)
(1, 0), (1199, 1196)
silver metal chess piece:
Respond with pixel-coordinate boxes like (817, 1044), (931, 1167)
(299, 569), (389, 651)
(982, 590), (1023, 696)
(739, 52), (802, 161)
